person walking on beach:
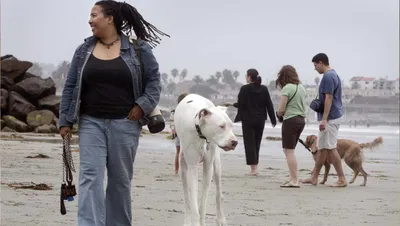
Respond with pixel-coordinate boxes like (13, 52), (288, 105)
(225, 69), (276, 176)
(300, 53), (347, 187)
(171, 93), (189, 174)
(275, 65), (307, 188)
(58, 1), (169, 225)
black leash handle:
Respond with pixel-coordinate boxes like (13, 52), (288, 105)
(60, 134), (77, 215)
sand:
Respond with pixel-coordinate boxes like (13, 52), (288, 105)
(1, 130), (399, 226)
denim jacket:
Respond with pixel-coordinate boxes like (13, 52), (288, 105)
(58, 34), (161, 128)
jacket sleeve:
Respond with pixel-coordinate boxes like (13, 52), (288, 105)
(236, 86), (247, 109)
(58, 45), (81, 129)
(264, 86), (277, 125)
(135, 40), (162, 116)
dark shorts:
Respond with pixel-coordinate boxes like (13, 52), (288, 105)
(281, 116), (306, 149)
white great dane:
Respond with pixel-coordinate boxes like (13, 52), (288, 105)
(174, 94), (238, 226)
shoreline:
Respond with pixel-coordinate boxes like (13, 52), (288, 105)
(1, 132), (399, 226)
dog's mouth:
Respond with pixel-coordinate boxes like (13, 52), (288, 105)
(218, 145), (235, 151)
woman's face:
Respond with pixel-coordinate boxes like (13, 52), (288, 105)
(89, 5), (113, 37)
(246, 74), (250, 83)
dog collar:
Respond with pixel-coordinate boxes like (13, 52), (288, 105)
(194, 113), (209, 142)
(299, 138), (317, 155)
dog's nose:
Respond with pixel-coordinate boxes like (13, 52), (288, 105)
(231, 140), (238, 147)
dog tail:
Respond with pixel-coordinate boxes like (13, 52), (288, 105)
(359, 136), (383, 150)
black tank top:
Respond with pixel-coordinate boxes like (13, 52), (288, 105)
(80, 54), (134, 119)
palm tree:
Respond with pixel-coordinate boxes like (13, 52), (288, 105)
(192, 75), (204, 85)
(206, 75), (219, 88)
(171, 68), (179, 83)
(51, 60), (71, 91)
(180, 69), (188, 82)
(215, 71), (222, 83)
(314, 76), (320, 86)
(161, 73), (169, 85)
(222, 69), (235, 86)
(233, 70), (240, 81)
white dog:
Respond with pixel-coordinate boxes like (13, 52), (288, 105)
(174, 94), (238, 226)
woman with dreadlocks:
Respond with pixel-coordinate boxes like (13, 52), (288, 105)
(58, 1), (169, 225)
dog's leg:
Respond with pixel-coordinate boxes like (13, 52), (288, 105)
(180, 154), (191, 226)
(187, 163), (200, 226)
(320, 163), (330, 184)
(213, 150), (227, 226)
(199, 153), (214, 226)
(359, 166), (368, 186)
(348, 167), (359, 185)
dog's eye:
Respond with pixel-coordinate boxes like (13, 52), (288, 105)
(219, 125), (225, 129)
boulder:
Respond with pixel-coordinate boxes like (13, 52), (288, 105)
(2, 127), (16, 132)
(1, 77), (14, 90)
(1, 119), (5, 129)
(38, 95), (60, 117)
(26, 109), (55, 128)
(14, 72), (37, 83)
(34, 124), (58, 133)
(1, 89), (8, 112)
(1, 59), (33, 81)
(8, 91), (36, 121)
(2, 115), (32, 132)
(1, 55), (18, 61)
(11, 76), (56, 102)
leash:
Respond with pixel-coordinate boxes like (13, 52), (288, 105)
(60, 134), (77, 215)
(298, 138), (317, 155)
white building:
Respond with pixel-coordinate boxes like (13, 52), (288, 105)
(349, 77), (375, 90)
(372, 78), (398, 91)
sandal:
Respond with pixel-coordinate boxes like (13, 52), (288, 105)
(280, 181), (300, 188)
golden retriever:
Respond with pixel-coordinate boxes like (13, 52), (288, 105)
(301, 135), (383, 186)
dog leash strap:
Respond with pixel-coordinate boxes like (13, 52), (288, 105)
(298, 139), (313, 153)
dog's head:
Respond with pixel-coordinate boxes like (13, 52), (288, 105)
(305, 135), (318, 153)
(196, 106), (238, 151)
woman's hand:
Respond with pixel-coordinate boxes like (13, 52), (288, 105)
(59, 126), (71, 138)
(276, 111), (284, 123)
(128, 105), (144, 121)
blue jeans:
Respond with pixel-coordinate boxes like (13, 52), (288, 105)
(77, 115), (141, 226)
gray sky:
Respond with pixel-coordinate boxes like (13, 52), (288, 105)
(1, 0), (399, 85)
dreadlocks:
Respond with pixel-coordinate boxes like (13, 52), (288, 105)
(95, 0), (170, 48)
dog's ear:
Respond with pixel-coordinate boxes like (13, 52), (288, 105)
(198, 108), (212, 119)
(305, 136), (312, 146)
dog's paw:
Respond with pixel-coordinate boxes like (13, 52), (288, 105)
(319, 180), (326, 185)
(349, 180), (355, 184)
(360, 183), (366, 187)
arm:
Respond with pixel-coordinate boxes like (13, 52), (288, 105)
(135, 40), (162, 116)
(277, 85), (290, 117)
(320, 77), (335, 121)
(264, 86), (277, 125)
(322, 94), (333, 121)
(58, 45), (81, 129)
(277, 96), (288, 117)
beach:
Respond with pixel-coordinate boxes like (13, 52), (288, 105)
(1, 124), (399, 226)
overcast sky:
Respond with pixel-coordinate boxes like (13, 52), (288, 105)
(1, 0), (399, 85)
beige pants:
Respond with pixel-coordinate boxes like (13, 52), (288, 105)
(318, 117), (342, 150)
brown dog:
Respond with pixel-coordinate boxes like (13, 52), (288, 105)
(302, 135), (383, 186)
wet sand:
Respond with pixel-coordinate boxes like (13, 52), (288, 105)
(1, 130), (399, 226)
